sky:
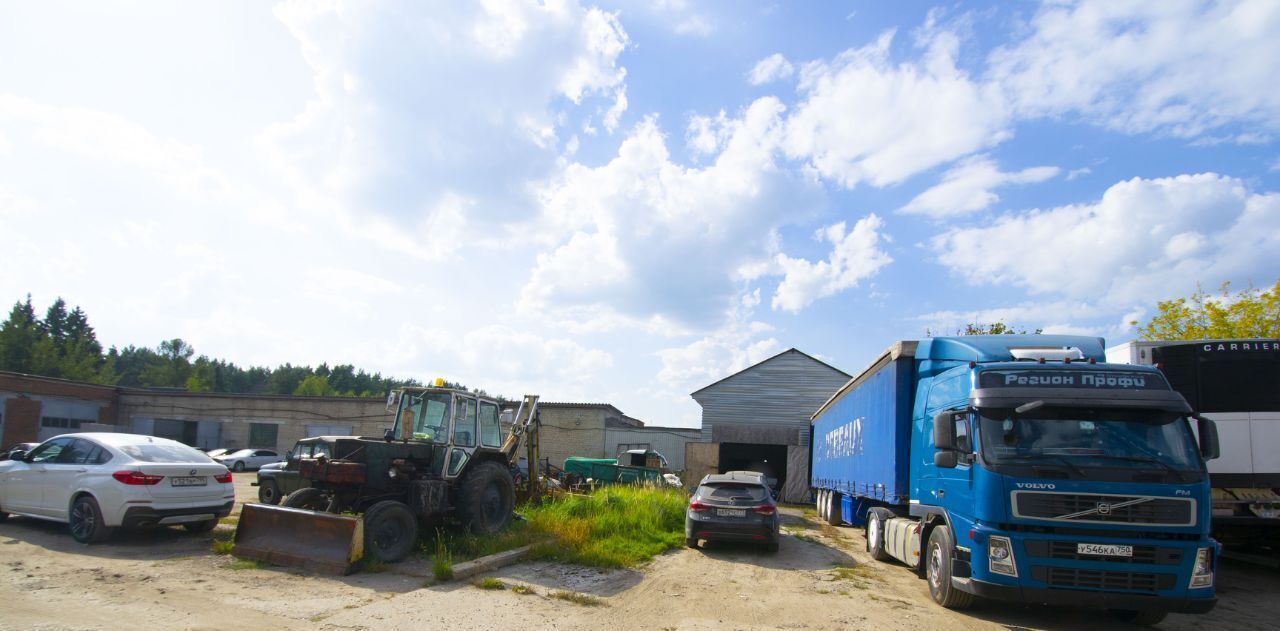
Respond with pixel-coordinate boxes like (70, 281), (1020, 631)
(2, 1), (1278, 428)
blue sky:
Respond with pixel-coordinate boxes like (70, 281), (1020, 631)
(2, 1), (1277, 427)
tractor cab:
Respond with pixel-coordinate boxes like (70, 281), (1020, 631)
(386, 386), (506, 480)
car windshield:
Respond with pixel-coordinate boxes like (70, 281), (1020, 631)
(700, 483), (769, 502)
(119, 443), (212, 463)
(225, 449), (254, 457)
(978, 406), (1201, 471)
(394, 392), (452, 442)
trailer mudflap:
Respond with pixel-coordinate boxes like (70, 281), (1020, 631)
(233, 504), (364, 575)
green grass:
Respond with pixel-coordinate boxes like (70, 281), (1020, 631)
(417, 485), (687, 579)
(511, 584), (537, 595)
(229, 559), (267, 570)
(520, 484), (687, 568)
(550, 591), (603, 606)
(472, 577), (507, 590)
(211, 538), (235, 555)
(431, 531), (454, 581)
(362, 558), (388, 573)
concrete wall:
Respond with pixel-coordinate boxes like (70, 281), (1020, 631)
(0, 372), (117, 446)
(605, 426), (702, 471)
(117, 392), (389, 452)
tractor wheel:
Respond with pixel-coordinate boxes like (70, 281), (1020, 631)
(456, 460), (516, 534)
(258, 479), (282, 505)
(282, 488), (329, 511)
(363, 500), (419, 563)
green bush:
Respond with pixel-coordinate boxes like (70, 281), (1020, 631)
(522, 484), (686, 568)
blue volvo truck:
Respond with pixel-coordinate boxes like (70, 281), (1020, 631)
(810, 335), (1221, 626)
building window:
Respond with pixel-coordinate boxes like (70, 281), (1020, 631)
(248, 423), (279, 448)
(615, 442), (651, 454)
(40, 417), (84, 430)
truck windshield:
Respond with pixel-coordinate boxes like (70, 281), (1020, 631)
(395, 392), (452, 442)
(977, 407), (1201, 471)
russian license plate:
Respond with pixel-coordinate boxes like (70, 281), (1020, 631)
(717, 508), (746, 517)
(1078, 543), (1133, 557)
(170, 476), (207, 487)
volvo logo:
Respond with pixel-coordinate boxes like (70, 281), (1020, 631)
(1096, 502), (1111, 515)
(189, 469), (197, 476)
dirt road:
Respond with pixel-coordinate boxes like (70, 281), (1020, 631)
(1, 475), (1276, 630)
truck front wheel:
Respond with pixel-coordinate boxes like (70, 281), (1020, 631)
(457, 461), (515, 534)
(363, 500), (419, 563)
(282, 488), (328, 510)
(926, 526), (974, 609)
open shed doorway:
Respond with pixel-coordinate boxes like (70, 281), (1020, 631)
(718, 442), (787, 494)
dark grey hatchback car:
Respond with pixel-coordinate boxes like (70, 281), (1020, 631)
(685, 471), (780, 553)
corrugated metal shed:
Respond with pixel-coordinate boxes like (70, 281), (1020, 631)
(691, 348), (851, 446)
(605, 426), (702, 470)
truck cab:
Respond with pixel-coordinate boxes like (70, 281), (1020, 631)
(811, 335), (1220, 625)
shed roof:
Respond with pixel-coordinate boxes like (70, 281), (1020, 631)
(690, 348), (849, 397)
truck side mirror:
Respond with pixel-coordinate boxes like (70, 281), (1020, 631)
(1197, 417), (1220, 460)
(934, 451), (958, 468)
(933, 411), (956, 450)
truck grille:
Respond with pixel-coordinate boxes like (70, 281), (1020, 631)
(1012, 491), (1195, 526)
(1024, 540), (1183, 565)
(1031, 566), (1176, 592)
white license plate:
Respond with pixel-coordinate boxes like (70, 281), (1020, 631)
(1077, 543), (1132, 557)
(170, 476), (207, 487)
(717, 508), (746, 517)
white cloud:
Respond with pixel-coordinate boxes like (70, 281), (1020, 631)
(523, 100), (826, 328)
(783, 30), (1010, 187)
(899, 156), (1059, 217)
(749, 53), (794, 86)
(772, 214), (892, 312)
(263, 1), (631, 233)
(686, 110), (731, 155)
(675, 15), (713, 37)
(988, 0), (1280, 138)
(931, 173), (1280, 307)
(656, 291), (779, 398)
(1066, 167), (1092, 181)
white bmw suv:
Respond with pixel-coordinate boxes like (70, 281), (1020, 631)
(0, 433), (235, 543)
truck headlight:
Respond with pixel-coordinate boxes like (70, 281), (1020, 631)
(1189, 547), (1213, 589)
(988, 536), (1017, 577)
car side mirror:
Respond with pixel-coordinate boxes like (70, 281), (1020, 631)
(933, 411), (956, 450)
(934, 451), (958, 468)
(1197, 416), (1220, 461)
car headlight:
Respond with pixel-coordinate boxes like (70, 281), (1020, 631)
(988, 536), (1018, 577)
(1189, 547), (1213, 589)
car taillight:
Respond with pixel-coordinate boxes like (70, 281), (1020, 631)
(753, 504), (776, 516)
(112, 470), (164, 485)
(214, 470), (232, 483)
(689, 501), (710, 512)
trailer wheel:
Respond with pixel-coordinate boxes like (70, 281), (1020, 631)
(363, 500), (419, 563)
(815, 490), (826, 521)
(825, 491), (842, 526)
(925, 526), (974, 609)
(865, 507), (893, 562)
(1108, 610), (1168, 627)
(282, 487), (328, 511)
(457, 460), (515, 534)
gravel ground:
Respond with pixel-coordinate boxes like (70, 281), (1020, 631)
(0, 472), (1274, 631)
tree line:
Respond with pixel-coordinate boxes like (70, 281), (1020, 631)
(0, 295), (434, 397)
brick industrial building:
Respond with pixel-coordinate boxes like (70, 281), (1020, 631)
(0, 371), (697, 470)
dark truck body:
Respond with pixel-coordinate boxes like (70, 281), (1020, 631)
(1108, 339), (1280, 545)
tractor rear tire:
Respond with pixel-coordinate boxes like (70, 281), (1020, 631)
(282, 488), (328, 511)
(457, 461), (516, 534)
(363, 500), (419, 563)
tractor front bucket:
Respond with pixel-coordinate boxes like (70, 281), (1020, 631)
(233, 504), (364, 575)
